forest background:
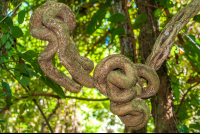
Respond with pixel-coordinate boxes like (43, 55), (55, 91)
(0, 0), (200, 133)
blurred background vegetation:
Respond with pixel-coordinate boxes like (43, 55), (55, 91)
(0, 0), (200, 133)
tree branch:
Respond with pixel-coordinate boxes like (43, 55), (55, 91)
(32, 99), (54, 133)
(112, 0), (137, 62)
(0, 93), (109, 115)
(1, 64), (53, 133)
(0, 0), (24, 23)
(176, 82), (200, 115)
(30, 93), (110, 101)
(26, 86), (53, 133)
(145, 0), (200, 71)
(41, 99), (60, 132)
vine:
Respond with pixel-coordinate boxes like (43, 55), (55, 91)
(29, 0), (200, 131)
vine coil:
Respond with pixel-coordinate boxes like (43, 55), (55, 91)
(29, 0), (160, 130)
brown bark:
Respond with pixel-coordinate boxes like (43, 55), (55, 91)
(133, 0), (157, 132)
(151, 64), (178, 133)
(112, 0), (137, 63)
(137, 0), (159, 63)
(136, 0), (178, 133)
(145, 0), (200, 70)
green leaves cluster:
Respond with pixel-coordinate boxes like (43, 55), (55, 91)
(86, 4), (110, 34)
(183, 35), (200, 72)
(86, 1), (127, 43)
(193, 15), (200, 23)
(17, 50), (66, 98)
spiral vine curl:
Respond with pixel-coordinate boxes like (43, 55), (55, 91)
(29, 0), (160, 130)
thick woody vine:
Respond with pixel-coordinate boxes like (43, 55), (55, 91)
(29, 0), (200, 131)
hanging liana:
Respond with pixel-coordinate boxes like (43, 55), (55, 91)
(29, 0), (160, 130)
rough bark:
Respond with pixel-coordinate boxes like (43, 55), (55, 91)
(151, 64), (178, 133)
(136, 0), (179, 133)
(111, 0), (137, 63)
(137, 0), (159, 63)
(145, 0), (200, 70)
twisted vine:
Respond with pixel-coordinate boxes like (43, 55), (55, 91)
(93, 54), (159, 130)
(29, 0), (160, 130)
(29, 0), (94, 93)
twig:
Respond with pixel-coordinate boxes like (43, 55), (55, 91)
(28, 85), (53, 133)
(30, 93), (109, 101)
(0, 0), (24, 24)
(0, 64), (30, 93)
(33, 99), (53, 133)
(176, 82), (200, 115)
(0, 93), (109, 115)
(1, 64), (53, 133)
(41, 100), (60, 132)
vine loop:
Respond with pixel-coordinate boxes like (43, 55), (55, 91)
(94, 54), (160, 129)
(29, 0), (94, 93)
(30, 0), (160, 130)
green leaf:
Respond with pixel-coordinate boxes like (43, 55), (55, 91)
(135, 13), (147, 24)
(91, 0), (99, 2)
(41, 76), (66, 99)
(24, 65), (39, 77)
(132, 24), (141, 29)
(5, 41), (11, 49)
(3, 93), (11, 96)
(0, 122), (5, 132)
(0, 93), (5, 97)
(17, 74), (30, 87)
(20, 76), (30, 87)
(190, 99), (199, 105)
(0, 17), (13, 33)
(1, 81), (11, 93)
(30, 58), (44, 75)
(16, 63), (28, 75)
(174, 85), (179, 100)
(105, 0), (112, 4)
(178, 124), (189, 133)
(1, 81), (12, 107)
(1, 25), (9, 33)
(111, 27), (125, 43)
(154, 9), (161, 18)
(108, 13), (125, 23)
(159, 0), (167, 6)
(4, 17), (13, 27)
(1, 33), (9, 44)
(18, 10), (26, 24)
(177, 105), (187, 121)
(86, 4), (109, 34)
(166, 0), (173, 8)
(189, 122), (200, 130)
(18, 50), (38, 63)
(11, 26), (23, 38)
(193, 15), (200, 23)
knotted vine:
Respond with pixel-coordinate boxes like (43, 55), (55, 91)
(30, 0), (200, 130)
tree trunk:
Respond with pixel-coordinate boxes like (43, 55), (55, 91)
(112, 0), (137, 63)
(111, 0), (144, 132)
(151, 64), (179, 133)
(111, 0), (179, 132)
(136, 0), (179, 133)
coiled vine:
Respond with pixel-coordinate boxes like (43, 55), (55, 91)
(29, 0), (160, 130)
